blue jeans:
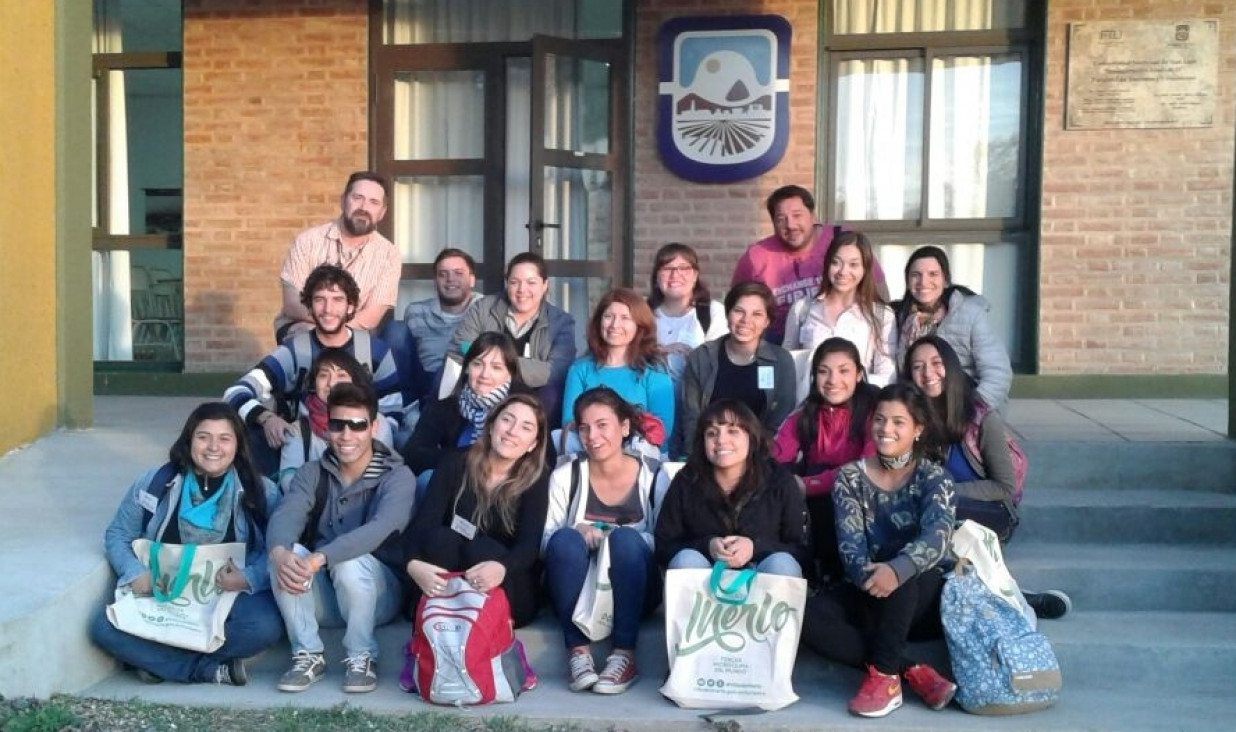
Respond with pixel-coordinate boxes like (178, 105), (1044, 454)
(544, 526), (659, 651)
(273, 553), (401, 659)
(90, 589), (283, 683)
(668, 548), (803, 577)
(380, 319), (426, 408)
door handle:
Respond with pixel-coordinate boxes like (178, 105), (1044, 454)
(526, 220), (561, 232)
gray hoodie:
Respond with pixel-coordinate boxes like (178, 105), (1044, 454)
(267, 441), (415, 569)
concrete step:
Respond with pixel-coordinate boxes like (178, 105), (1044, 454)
(1044, 611), (1236, 696)
(81, 610), (1236, 730)
(1022, 441), (1236, 495)
(1017, 488), (1236, 545)
(1006, 543), (1236, 612)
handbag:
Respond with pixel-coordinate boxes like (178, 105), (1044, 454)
(106, 539), (246, 652)
(660, 561), (806, 711)
(570, 534), (614, 641)
(950, 519), (1035, 627)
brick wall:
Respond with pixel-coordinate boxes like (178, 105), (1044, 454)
(182, 0), (370, 372)
(631, 0), (820, 297)
(1040, 1), (1234, 374)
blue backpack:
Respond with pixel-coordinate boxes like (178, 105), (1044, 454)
(941, 563), (1062, 715)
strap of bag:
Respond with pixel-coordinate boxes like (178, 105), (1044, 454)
(297, 465), (332, 549)
(149, 541), (198, 602)
(695, 301), (711, 334)
(140, 463), (180, 521)
(709, 560), (758, 605)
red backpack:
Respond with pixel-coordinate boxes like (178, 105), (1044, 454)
(962, 402), (1028, 505)
(410, 574), (527, 705)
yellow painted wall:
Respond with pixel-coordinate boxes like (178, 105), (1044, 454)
(0, 2), (60, 453)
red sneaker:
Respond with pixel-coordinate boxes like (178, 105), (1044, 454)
(848, 665), (903, 718)
(903, 663), (957, 711)
(593, 653), (638, 695)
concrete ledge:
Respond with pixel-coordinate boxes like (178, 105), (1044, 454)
(0, 561), (117, 697)
(93, 372), (1232, 400)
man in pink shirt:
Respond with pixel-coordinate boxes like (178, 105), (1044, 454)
(274, 172), (402, 343)
(732, 185), (885, 345)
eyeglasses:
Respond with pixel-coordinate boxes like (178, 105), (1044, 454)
(327, 417), (371, 433)
(660, 265), (695, 275)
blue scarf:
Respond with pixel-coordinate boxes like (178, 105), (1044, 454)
(177, 468), (238, 545)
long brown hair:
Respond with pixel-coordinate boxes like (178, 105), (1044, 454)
(585, 288), (664, 372)
(814, 230), (887, 354)
(462, 393), (548, 534)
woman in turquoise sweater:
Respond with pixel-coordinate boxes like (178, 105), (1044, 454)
(562, 288), (675, 453)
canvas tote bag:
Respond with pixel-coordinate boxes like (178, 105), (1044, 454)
(107, 539), (246, 652)
(660, 562), (806, 711)
(570, 534), (615, 641)
(950, 519), (1036, 627)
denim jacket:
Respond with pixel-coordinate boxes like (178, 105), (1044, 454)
(102, 465), (279, 594)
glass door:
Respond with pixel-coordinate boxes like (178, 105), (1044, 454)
(529, 35), (626, 342)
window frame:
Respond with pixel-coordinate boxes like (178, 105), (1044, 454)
(816, 5), (1046, 373)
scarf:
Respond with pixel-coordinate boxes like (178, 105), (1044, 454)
(177, 468), (238, 545)
(304, 393), (330, 438)
(900, 299), (948, 353)
(457, 380), (511, 436)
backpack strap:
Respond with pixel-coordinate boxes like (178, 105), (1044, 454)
(567, 457), (583, 520)
(139, 462), (180, 521)
(298, 463), (332, 549)
(695, 301), (712, 335)
(300, 416), (313, 464)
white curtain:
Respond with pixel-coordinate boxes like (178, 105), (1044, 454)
(834, 57), (922, 220)
(92, 0), (133, 360)
(833, 0), (1015, 34)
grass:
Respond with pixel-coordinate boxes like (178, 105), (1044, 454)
(0, 696), (592, 732)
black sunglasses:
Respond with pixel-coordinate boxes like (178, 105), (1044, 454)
(327, 417), (371, 433)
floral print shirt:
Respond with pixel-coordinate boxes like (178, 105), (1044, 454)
(832, 458), (956, 587)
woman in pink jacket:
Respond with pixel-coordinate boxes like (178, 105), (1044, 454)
(771, 337), (878, 582)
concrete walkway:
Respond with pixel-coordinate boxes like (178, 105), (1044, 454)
(1, 396), (1233, 730)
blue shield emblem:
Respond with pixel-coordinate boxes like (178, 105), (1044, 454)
(657, 15), (792, 183)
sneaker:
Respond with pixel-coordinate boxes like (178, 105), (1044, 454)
(567, 649), (599, 692)
(342, 653), (378, 693)
(848, 665), (903, 718)
(276, 651), (326, 693)
(903, 663), (956, 710)
(214, 658), (248, 687)
(1025, 590), (1072, 620)
(134, 668), (164, 684)
(592, 653), (638, 695)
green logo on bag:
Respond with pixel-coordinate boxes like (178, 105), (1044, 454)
(676, 591), (796, 656)
(155, 558), (230, 606)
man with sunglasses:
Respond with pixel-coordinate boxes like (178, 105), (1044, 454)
(267, 380), (415, 695)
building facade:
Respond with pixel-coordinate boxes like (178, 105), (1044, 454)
(2, 0), (1232, 454)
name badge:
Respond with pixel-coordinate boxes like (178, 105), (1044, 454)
(757, 365), (775, 390)
(451, 514), (477, 540)
(137, 490), (159, 514)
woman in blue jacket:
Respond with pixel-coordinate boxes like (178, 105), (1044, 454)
(89, 402), (282, 685)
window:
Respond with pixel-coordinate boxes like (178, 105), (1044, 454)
(93, 0), (184, 365)
(822, 0), (1042, 369)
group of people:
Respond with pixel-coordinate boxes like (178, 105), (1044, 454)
(91, 174), (1064, 718)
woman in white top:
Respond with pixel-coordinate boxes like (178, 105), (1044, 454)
(647, 243), (727, 383)
(783, 231), (896, 386)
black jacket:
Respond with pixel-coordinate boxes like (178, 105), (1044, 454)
(654, 458), (808, 569)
